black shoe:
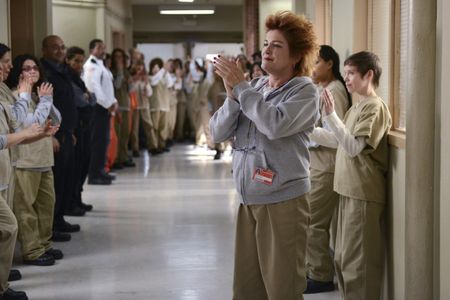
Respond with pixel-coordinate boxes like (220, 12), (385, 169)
(65, 206), (86, 217)
(111, 162), (124, 170)
(51, 231), (71, 242)
(0, 288), (28, 300)
(162, 147), (170, 152)
(55, 221), (80, 233)
(80, 202), (93, 212)
(88, 177), (112, 185)
(149, 149), (162, 155)
(8, 269), (21, 282)
(303, 278), (335, 294)
(45, 248), (64, 260)
(214, 150), (222, 160)
(23, 253), (55, 266)
(123, 159), (136, 167)
(132, 150), (140, 157)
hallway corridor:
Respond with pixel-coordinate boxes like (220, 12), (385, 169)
(11, 145), (339, 300)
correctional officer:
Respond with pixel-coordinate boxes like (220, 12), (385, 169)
(83, 39), (118, 185)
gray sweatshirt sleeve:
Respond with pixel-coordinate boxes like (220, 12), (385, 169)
(0, 135), (7, 150)
(22, 95), (53, 127)
(233, 81), (319, 140)
(48, 105), (62, 125)
(209, 97), (241, 143)
(9, 92), (31, 129)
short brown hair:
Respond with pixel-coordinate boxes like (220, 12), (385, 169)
(265, 11), (318, 76)
(344, 51), (382, 88)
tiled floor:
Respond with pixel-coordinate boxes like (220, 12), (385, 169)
(11, 144), (340, 300)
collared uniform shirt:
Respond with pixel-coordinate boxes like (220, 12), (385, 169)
(82, 55), (117, 109)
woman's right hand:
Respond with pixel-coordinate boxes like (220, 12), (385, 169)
(322, 88), (335, 116)
(22, 123), (43, 139)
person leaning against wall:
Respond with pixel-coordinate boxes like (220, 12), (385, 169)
(304, 45), (351, 294)
(210, 11), (319, 300)
(310, 51), (392, 300)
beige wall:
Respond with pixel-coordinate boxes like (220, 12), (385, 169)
(52, 0), (132, 55)
(0, 0), (10, 44)
(258, 0), (291, 48)
(438, 0), (450, 298)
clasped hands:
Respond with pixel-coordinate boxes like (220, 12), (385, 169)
(213, 56), (246, 100)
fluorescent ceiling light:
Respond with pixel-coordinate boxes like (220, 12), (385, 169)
(178, 0), (194, 2)
(160, 9), (214, 15)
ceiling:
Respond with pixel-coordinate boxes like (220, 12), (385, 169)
(131, 0), (243, 5)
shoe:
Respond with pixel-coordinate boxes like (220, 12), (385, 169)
(303, 278), (335, 294)
(8, 269), (21, 282)
(122, 159), (136, 167)
(80, 202), (93, 212)
(111, 162), (124, 170)
(65, 206), (86, 217)
(162, 147), (170, 152)
(55, 221), (80, 233)
(102, 172), (116, 181)
(45, 248), (64, 260)
(132, 150), (140, 157)
(88, 177), (112, 185)
(149, 149), (162, 155)
(0, 288), (28, 300)
(214, 150), (222, 160)
(23, 253), (55, 266)
(51, 231), (71, 242)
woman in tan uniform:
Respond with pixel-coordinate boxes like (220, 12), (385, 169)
(310, 51), (392, 300)
(305, 45), (350, 294)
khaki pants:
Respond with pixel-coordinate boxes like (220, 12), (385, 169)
(130, 108), (156, 152)
(233, 196), (309, 300)
(115, 110), (130, 164)
(306, 169), (339, 282)
(13, 169), (55, 260)
(194, 105), (214, 149)
(334, 196), (384, 300)
(175, 101), (187, 140)
(149, 111), (168, 150)
(0, 189), (18, 294)
(167, 104), (177, 140)
(6, 167), (15, 209)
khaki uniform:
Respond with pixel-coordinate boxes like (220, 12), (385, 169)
(175, 88), (187, 140)
(306, 80), (349, 282)
(333, 95), (391, 299)
(113, 69), (131, 164)
(233, 196), (309, 300)
(192, 80), (214, 148)
(149, 79), (169, 150)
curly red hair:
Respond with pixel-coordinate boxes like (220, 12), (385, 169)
(265, 11), (319, 76)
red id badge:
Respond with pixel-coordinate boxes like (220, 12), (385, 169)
(252, 168), (275, 185)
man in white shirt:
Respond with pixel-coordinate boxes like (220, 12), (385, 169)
(82, 39), (117, 185)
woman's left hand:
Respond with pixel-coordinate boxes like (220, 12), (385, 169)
(213, 56), (246, 90)
(322, 88), (335, 116)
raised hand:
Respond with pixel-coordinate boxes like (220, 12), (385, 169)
(18, 75), (33, 94)
(43, 120), (59, 137)
(22, 123), (43, 139)
(322, 88), (335, 116)
(213, 55), (246, 88)
(37, 82), (54, 97)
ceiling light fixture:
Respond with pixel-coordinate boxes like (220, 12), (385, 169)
(178, 0), (194, 2)
(159, 5), (214, 15)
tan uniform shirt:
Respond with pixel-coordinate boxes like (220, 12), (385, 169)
(334, 95), (392, 203)
(310, 80), (350, 172)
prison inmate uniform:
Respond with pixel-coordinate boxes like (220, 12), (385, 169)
(306, 80), (349, 282)
(130, 79), (156, 151)
(175, 75), (189, 140)
(12, 96), (61, 260)
(113, 68), (131, 165)
(207, 77), (227, 151)
(148, 69), (170, 151)
(166, 73), (179, 140)
(332, 95), (391, 300)
(183, 73), (196, 139)
(0, 88), (30, 296)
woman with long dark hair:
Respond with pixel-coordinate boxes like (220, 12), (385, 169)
(304, 45), (351, 294)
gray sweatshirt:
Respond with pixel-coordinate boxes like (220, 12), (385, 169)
(210, 76), (319, 205)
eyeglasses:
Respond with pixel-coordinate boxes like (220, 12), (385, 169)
(22, 66), (39, 72)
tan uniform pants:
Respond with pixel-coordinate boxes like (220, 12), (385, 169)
(167, 104), (177, 140)
(149, 111), (168, 150)
(306, 169), (339, 282)
(194, 105), (214, 149)
(175, 101), (187, 140)
(115, 110), (130, 164)
(7, 167), (15, 209)
(334, 196), (384, 300)
(233, 196), (309, 300)
(0, 189), (18, 294)
(13, 169), (55, 260)
(130, 108), (156, 152)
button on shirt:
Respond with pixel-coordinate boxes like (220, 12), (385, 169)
(82, 55), (117, 109)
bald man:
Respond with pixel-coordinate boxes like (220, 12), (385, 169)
(40, 35), (80, 241)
